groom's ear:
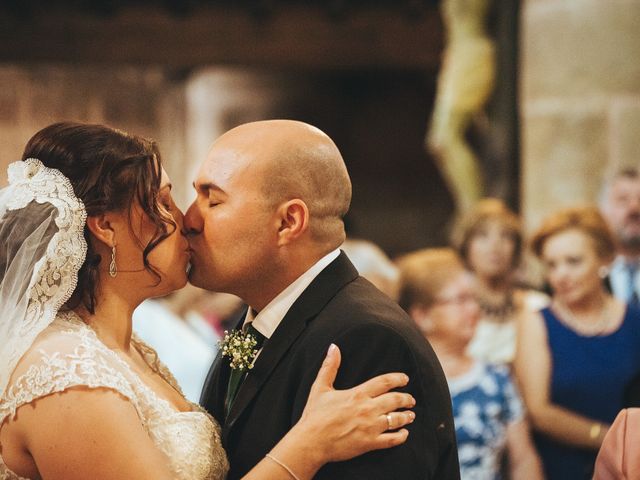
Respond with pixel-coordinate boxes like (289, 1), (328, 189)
(86, 213), (119, 248)
(276, 199), (309, 246)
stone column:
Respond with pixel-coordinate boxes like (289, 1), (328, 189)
(176, 68), (292, 208)
(520, 0), (640, 232)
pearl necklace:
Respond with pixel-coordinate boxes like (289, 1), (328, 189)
(552, 298), (614, 336)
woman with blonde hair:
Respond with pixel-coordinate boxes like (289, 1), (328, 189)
(452, 198), (548, 364)
(516, 206), (640, 479)
(398, 248), (542, 480)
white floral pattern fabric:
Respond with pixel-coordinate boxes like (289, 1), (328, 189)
(448, 362), (524, 480)
(0, 311), (229, 480)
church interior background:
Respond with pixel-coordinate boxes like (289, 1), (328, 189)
(0, 0), (638, 260)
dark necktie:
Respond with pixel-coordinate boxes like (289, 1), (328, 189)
(628, 263), (639, 305)
(224, 322), (266, 419)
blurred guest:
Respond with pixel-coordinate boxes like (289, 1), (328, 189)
(398, 248), (543, 480)
(517, 206), (640, 479)
(187, 291), (245, 339)
(162, 283), (242, 346)
(599, 168), (640, 305)
(452, 198), (548, 364)
(593, 408), (640, 479)
(133, 298), (215, 402)
(341, 237), (400, 300)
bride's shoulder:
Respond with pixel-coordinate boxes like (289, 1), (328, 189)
(19, 310), (104, 361)
(5, 311), (130, 406)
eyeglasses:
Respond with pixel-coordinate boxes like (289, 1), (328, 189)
(433, 293), (478, 307)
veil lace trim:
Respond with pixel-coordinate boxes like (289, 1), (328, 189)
(0, 158), (87, 397)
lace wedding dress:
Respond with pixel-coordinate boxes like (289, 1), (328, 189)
(0, 310), (229, 480)
(0, 159), (229, 479)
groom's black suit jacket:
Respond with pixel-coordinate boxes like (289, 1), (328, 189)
(200, 252), (460, 479)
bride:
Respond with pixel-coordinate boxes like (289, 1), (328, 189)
(0, 122), (416, 480)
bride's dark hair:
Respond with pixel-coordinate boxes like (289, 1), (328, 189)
(22, 122), (176, 314)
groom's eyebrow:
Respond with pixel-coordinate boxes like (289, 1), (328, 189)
(193, 181), (225, 196)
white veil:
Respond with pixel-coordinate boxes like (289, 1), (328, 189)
(0, 158), (87, 398)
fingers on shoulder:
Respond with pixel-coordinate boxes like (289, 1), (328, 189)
(373, 429), (410, 451)
(356, 372), (410, 398)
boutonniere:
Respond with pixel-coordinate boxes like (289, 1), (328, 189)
(219, 329), (260, 371)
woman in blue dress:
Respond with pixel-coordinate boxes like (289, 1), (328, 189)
(516, 206), (640, 479)
(398, 248), (543, 480)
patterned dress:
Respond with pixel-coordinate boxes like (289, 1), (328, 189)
(448, 362), (524, 480)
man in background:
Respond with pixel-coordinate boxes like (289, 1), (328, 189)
(600, 168), (640, 305)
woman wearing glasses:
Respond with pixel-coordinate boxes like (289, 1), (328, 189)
(397, 248), (542, 480)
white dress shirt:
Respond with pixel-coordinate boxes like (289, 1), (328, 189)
(609, 255), (640, 303)
(243, 249), (341, 340)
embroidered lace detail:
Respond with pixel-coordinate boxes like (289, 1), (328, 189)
(0, 312), (229, 480)
(0, 335), (139, 422)
(133, 334), (184, 395)
(0, 159), (87, 397)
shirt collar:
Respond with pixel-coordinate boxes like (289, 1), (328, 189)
(243, 249), (341, 339)
(610, 255), (635, 299)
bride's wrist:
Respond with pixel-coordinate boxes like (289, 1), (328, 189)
(269, 421), (326, 479)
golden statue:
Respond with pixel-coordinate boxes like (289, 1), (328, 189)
(426, 0), (496, 214)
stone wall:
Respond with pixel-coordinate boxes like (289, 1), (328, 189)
(0, 66), (290, 210)
(520, 0), (640, 232)
(0, 65), (187, 198)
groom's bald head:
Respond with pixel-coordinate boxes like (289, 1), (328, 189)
(214, 120), (352, 248)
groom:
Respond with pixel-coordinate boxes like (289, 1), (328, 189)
(185, 120), (459, 479)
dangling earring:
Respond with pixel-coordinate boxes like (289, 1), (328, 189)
(598, 265), (610, 279)
(109, 246), (117, 278)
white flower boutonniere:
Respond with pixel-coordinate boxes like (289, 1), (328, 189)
(219, 329), (260, 372)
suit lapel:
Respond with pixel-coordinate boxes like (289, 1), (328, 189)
(223, 252), (359, 439)
(200, 308), (247, 421)
(202, 351), (228, 417)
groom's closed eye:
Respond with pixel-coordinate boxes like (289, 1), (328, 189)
(207, 193), (223, 208)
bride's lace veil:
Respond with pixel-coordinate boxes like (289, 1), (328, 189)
(0, 158), (87, 398)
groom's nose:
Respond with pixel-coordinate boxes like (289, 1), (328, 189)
(183, 202), (202, 235)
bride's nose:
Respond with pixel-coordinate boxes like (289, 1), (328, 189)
(173, 207), (186, 232)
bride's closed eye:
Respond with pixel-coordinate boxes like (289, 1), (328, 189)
(158, 192), (177, 214)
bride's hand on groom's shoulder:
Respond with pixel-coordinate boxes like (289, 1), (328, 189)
(297, 343), (416, 462)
